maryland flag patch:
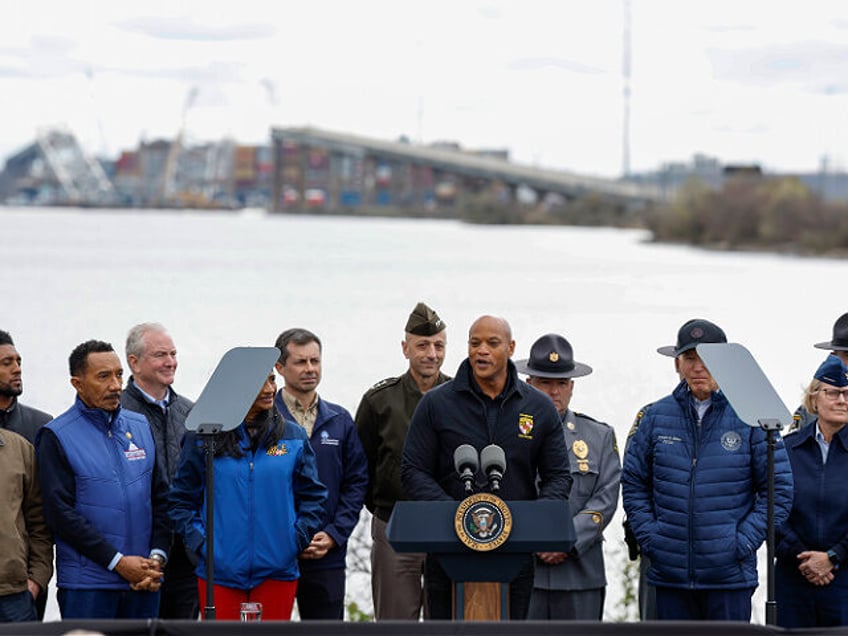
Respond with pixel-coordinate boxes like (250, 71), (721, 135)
(518, 413), (535, 439)
(266, 442), (289, 456)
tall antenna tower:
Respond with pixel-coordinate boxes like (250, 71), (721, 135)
(622, 0), (632, 177)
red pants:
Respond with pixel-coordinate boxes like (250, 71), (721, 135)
(197, 578), (298, 621)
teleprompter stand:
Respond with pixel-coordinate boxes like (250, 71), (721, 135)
(697, 342), (792, 626)
(183, 346), (280, 621)
(388, 500), (574, 620)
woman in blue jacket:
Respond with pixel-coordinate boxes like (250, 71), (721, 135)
(777, 355), (848, 627)
(169, 371), (327, 620)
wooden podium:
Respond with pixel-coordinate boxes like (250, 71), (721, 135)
(387, 499), (574, 621)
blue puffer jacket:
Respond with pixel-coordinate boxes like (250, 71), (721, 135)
(621, 380), (793, 590)
(169, 411), (327, 589)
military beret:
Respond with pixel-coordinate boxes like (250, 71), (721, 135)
(405, 302), (445, 336)
(814, 354), (848, 387)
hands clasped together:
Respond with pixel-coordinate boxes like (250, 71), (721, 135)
(797, 551), (835, 587)
(115, 555), (165, 592)
(299, 531), (336, 560)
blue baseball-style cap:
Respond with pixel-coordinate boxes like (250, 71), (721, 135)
(814, 354), (848, 387)
(657, 318), (727, 358)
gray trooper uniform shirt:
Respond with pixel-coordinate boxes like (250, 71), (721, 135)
(533, 410), (621, 598)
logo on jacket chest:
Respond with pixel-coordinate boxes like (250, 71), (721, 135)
(124, 441), (147, 461)
(721, 430), (742, 452)
(319, 430), (340, 446)
(518, 413), (534, 439)
(266, 442), (289, 456)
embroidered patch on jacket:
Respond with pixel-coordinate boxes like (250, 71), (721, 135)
(627, 407), (649, 439)
(266, 442), (289, 456)
(721, 431), (742, 452)
(124, 442), (147, 461)
(518, 413), (534, 438)
(319, 430), (339, 446)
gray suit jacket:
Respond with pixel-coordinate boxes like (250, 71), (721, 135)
(534, 409), (621, 591)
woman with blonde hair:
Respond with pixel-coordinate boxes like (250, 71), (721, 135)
(777, 355), (848, 627)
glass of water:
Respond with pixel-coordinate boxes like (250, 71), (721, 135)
(240, 601), (263, 622)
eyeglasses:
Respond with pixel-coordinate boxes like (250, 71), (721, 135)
(818, 388), (848, 401)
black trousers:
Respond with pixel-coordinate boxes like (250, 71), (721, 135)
(159, 536), (200, 620)
(296, 567), (346, 620)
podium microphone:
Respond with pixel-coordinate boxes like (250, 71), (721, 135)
(454, 444), (479, 493)
(481, 444), (506, 492)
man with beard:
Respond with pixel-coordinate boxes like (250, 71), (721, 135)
(0, 330), (53, 622)
(36, 340), (170, 619)
(0, 330), (52, 444)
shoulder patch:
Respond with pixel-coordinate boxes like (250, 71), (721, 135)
(627, 403), (653, 439)
(574, 411), (600, 424)
(367, 376), (401, 394)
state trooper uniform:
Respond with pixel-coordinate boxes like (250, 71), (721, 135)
(517, 333), (621, 621)
(791, 313), (848, 432)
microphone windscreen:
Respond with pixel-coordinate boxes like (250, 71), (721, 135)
(454, 444), (479, 472)
(481, 444), (506, 473)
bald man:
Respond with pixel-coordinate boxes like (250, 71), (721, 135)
(401, 315), (571, 620)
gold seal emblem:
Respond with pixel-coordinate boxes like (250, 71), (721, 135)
(578, 460), (589, 472)
(572, 440), (588, 460)
(549, 351), (559, 362)
(566, 421), (575, 431)
(454, 493), (513, 552)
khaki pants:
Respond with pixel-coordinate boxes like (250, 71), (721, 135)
(370, 515), (426, 620)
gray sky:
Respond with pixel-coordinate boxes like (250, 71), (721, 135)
(3, 0), (848, 177)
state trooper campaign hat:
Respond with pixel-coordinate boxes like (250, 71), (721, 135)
(814, 354), (848, 387)
(814, 312), (848, 352)
(405, 302), (445, 336)
(657, 318), (727, 358)
(515, 333), (593, 379)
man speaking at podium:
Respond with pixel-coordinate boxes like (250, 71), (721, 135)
(401, 315), (571, 619)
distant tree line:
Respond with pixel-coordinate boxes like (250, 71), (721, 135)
(292, 175), (848, 257)
(647, 175), (848, 255)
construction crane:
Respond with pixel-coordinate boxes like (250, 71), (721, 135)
(157, 86), (198, 206)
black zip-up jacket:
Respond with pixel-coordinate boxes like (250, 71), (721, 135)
(0, 398), (52, 444)
(401, 359), (572, 502)
(121, 378), (193, 482)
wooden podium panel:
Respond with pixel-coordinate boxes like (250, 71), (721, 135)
(456, 582), (504, 621)
(389, 500), (575, 622)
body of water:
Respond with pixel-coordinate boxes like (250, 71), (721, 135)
(3, 206), (845, 622)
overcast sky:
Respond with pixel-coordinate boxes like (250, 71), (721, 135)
(3, 0), (848, 178)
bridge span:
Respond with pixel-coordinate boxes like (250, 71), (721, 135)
(271, 126), (659, 212)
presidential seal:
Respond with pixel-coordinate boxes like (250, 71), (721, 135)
(454, 493), (513, 552)
(721, 430), (742, 452)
